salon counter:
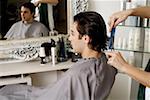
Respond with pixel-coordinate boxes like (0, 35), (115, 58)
(0, 60), (73, 77)
(0, 60), (74, 86)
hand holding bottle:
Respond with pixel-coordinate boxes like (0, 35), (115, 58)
(108, 9), (132, 32)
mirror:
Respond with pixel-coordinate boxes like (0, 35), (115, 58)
(0, 0), (68, 40)
(0, 0), (88, 63)
(0, 0), (72, 63)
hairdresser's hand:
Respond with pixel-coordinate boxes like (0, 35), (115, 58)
(108, 10), (132, 32)
(106, 51), (128, 72)
(34, 1), (40, 7)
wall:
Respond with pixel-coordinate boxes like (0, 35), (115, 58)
(88, 0), (120, 33)
(107, 73), (132, 100)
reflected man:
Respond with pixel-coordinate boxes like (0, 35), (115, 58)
(4, 2), (49, 40)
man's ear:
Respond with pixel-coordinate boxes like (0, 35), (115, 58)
(82, 35), (90, 44)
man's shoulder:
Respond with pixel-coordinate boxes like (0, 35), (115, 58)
(32, 20), (48, 28)
(33, 20), (44, 25)
(68, 59), (96, 74)
(12, 21), (22, 26)
(9, 21), (22, 29)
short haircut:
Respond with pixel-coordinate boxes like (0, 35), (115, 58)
(20, 2), (35, 14)
(74, 11), (107, 52)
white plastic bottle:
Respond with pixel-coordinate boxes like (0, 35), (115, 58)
(128, 29), (134, 50)
(51, 47), (57, 66)
(119, 0), (126, 25)
(125, 2), (137, 26)
(148, 18), (150, 27)
(144, 29), (149, 52)
(134, 28), (141, 51)
(39, 47), (46, 64)
(117, 37), (122, 49)
(143, 18), (148, 27)
(114, 37), (118, 49)
(122, 38), (127, 50)
(148, 29), (150, 52)
(128, 52), (135, 65)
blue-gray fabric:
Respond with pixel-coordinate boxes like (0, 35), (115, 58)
(0, 53), (117, 100)
(4, 20), (49, 40)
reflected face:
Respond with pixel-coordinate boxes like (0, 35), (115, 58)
(20, 6), (34, 22)
(68, 22), (85, 53)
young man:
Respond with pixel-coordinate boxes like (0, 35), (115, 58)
(4, 2), (49, 40)
(0, 11), (117, 100)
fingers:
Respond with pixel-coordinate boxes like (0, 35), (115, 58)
(105, 51), (118, 57)
(105, 52), (113, 59)
(108, 17), (116, 32)
(108, 17), (124, 32)
(114, 21), (120, 28)
(34, 2), (40, 7)
(108, 11), (127, 32)
(105, 51), (119, 66)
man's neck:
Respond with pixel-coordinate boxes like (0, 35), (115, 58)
(81, 47), (102, 59)
(23, 18), (34, 24)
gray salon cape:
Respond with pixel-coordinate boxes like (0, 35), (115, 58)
(4, 20), (49, 40)
(0, 53), (117, 100)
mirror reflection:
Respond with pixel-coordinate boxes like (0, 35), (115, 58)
(0, 0), (67, 40)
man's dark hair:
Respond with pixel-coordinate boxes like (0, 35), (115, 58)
(74, 11), (108, 52)
(20, 2), (35, 14)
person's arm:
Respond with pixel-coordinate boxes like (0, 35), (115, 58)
(106, 51), (150, 87)
(34, 0), (59, 6)
(38, 0), (59, 4)
(130, 6), (150, 18)
(108, 6), (150, 31)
